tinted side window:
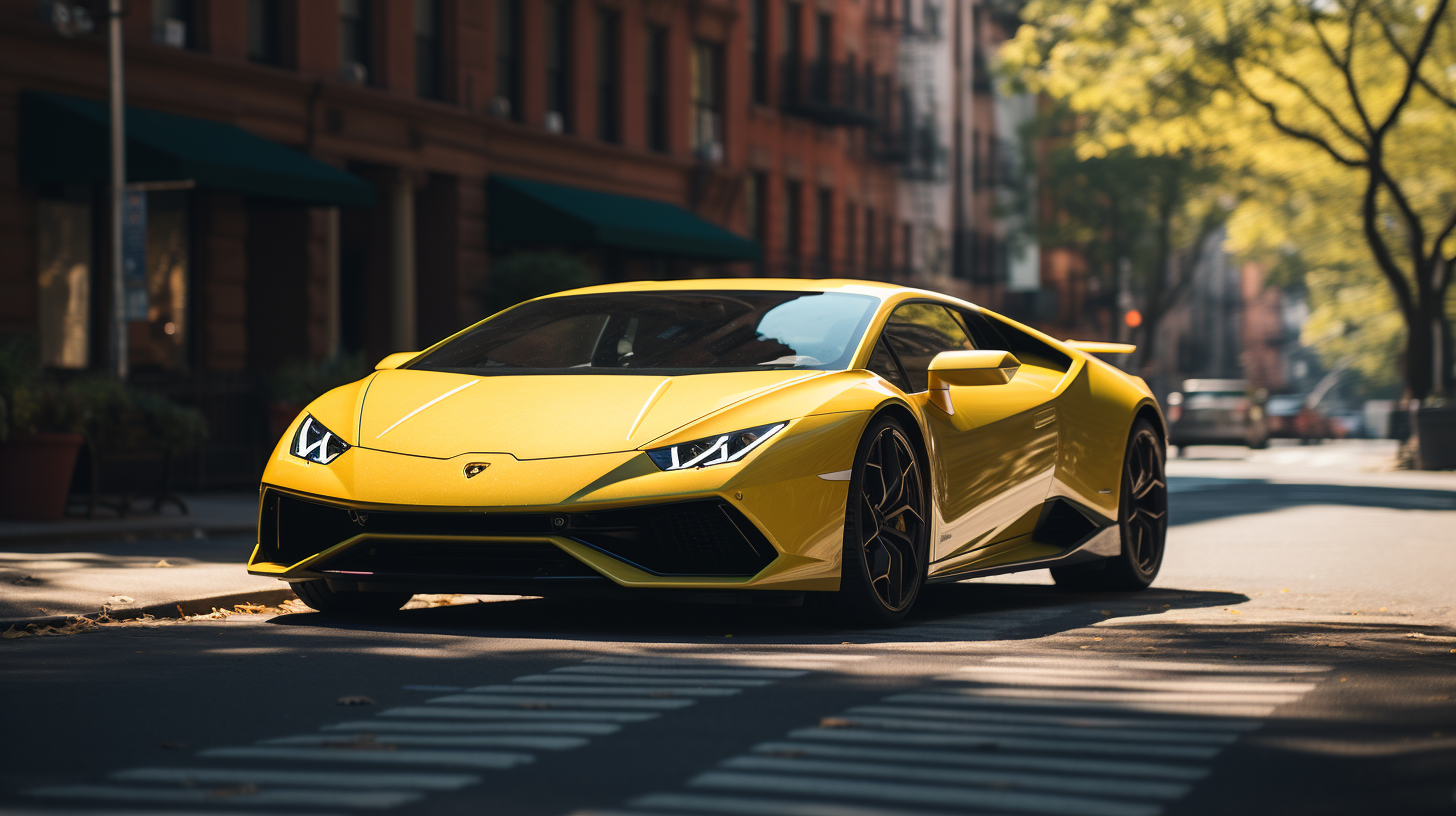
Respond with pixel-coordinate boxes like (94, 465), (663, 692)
(883, 303), (975, 392)
(959, 309), (1072, 373)
(865, 336), (909, 392)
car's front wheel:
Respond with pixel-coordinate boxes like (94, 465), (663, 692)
(825, 416), (929, 625)
(292, 580), (413, 614)
(1051, 417), (1167, 591)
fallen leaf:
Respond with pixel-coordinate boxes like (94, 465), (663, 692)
(1, 626), (24, 639)
(1225, 608), (1241, 615)
(336, 695), (376, 706)
(1280, 588), (1289, 593)
(1379, 606), (1387, 612)
(1092, 637), (1103, 642)
(819, 717), (854, 728)
(1098, 610), (1111, 616)
(155, 559), (174, 568)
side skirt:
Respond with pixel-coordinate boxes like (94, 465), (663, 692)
(926, 499), (1119, 584)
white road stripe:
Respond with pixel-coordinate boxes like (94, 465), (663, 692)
(466, 684), (741, 697)
(688, 771), (1162, 816)
(786, 727), (1221, 758)
(201, 746), (533, 770)
(323, 720), (620, 736)
(111, 767), (479, 790)
(553, 665), (806, 680)
(944, 665), (1315, 683)
(886, 693), (1278, 718)
(750, 741), (1210, 781)
(515, 673), (772, 687)
(834, 713), (1239, 745)
(944, 675), (1319, 694)
(0, 810), (346, 816)
(589, 653), (871, 663)
(429, 694), (695, 710)
(380, 706), (659, 723)
(985, 657), (1327, 674)
(848, 705), (1261, 732)
(28, 785), (418, 809)
(630, 792), (975, 816)
(931, 687), (1304, 705)
(719, 756), (1191, 800)
(263, 734), (587, 750)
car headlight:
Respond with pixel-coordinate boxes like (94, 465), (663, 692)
(647, 422), (786, 471)
(291, 415), (350, 465)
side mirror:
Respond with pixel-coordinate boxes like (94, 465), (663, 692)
(926, 350), (1021, 414)
(375, 352), (419, 371)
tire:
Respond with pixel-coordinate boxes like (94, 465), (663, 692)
(292, 580), (413, 614)
(823, 415), (930, 625)
(1051, 418), (1167, 592)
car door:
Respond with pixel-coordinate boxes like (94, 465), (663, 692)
(870, 302), (1058, 565)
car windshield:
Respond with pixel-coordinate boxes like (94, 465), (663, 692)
(408, 290), (881, 375)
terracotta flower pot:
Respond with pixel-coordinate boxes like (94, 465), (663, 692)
(0, 432), (85, 520)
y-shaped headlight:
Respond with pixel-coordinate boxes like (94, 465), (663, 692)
(291, 415), (350, 465)
(647, 422), (786, 471)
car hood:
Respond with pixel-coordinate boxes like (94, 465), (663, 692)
(356, 368), (822, 460)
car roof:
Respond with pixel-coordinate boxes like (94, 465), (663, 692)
(534, 278), (974, 305)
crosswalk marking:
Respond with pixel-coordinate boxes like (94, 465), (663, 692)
(379, 705), (659, 723)
(427, 693), (697, 710)
(261, 733), (590, 750)
(322, 719), (621, 735)
(592, 653), (1333, 816)
(509, 673), (774, 687)
(109, 767), (479, 790)
(463, 683), (743, 697)
(26, 785), (420, 809)
(200, 746), (534, 769)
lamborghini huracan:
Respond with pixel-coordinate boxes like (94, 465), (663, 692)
(250, 280), (1168, 623)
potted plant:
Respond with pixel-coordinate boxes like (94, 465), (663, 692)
(0, 339), (84, 520)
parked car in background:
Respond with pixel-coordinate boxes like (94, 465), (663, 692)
(1167, 379), (1268, 454)
(1266, 393), (1340, 442)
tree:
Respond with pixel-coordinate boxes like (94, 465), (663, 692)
(1002, 0), (1456, 400)
(1013, 107), (1227, 374)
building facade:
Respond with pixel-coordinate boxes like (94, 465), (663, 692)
(2, 0), (925, 484)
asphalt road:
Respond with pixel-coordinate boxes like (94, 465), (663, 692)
(2, 440), (1454, 816)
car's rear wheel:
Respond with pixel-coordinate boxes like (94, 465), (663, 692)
(1051, 418), (1167, 591)
(292, 580), (413, 614)
(825, 416), (929, 625)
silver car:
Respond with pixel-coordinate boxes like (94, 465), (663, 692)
(1167, 379), (1269, 453)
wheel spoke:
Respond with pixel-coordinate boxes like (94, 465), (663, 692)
(878, 434), (905, 511)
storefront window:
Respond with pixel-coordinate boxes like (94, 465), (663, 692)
(129, 191), (190, 373)
(37, 191), (92, 369)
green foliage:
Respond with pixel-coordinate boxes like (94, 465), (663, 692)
(486, 251), (603, 314)
(0, 336), (206, 449)
(269, 351), (370, 407)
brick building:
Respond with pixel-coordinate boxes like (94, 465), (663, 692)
(1, 0), (918, 484)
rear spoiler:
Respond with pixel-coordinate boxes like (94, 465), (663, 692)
(1065, 341), (1137, 355)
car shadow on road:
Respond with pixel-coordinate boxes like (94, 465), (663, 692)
(267, 582), (1249, 647)
(1172, 479), (1456, 526)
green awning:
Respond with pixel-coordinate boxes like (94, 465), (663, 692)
(18, 90), (375, 208)
(487, 175), (760, 262)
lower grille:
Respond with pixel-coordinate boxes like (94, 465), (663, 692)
(257, 490), (777, 578)
(318, 540), (597, 579)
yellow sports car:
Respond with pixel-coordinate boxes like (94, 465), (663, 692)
(250, 279), (1167, 623)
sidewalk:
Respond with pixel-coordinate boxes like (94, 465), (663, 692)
(0, 493), (291, 627)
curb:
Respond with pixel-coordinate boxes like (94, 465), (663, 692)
(0, 587), (298, 630)
(0, 524), (256, 547)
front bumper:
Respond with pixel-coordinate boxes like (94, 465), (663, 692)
(248, 412), (869, 593)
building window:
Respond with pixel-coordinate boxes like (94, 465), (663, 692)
(339, 0), (373, 85)
(495, 0), (521, 120)
(750, 0), (769, 105)
(596, 9), (620, 143)
(544, 0), (572, 134)
(132, 191), (192, 373)
(783, 180), (802, 273)
(153, 0), (196, 49)
(416, 0), (444, 100)
(645, 25), (668, 152)
(246, 0), (281, 65)
(816, 187), (833, 270)
(690, 41), (723, 161)
(37, 190), (91, 370)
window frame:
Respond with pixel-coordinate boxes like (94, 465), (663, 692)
(863, 299), (979, 394)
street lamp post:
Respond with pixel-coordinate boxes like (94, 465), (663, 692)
(107, 0), (126, 380)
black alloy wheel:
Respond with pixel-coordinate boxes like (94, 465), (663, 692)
(1052, 417), (1167, 591)
(827, 416), (929, 624)
(292, 580), (414, 614)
